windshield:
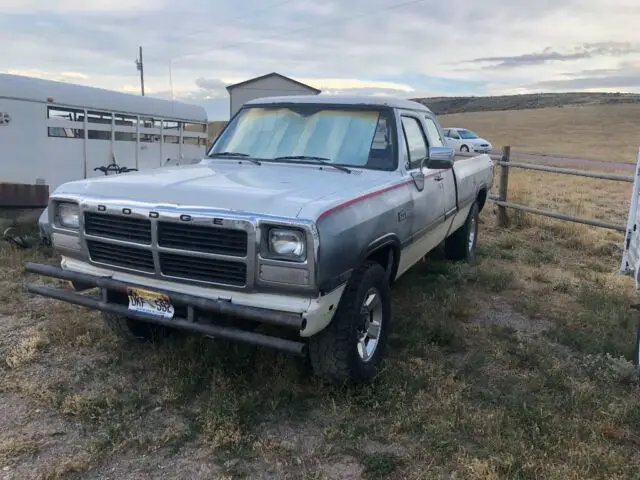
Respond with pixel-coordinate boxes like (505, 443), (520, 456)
(208, 105), (397, 170)
(458, 129), (479, 139)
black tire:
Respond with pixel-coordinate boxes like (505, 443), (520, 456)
(308, 261), (391, 384)
(102, 312), (174, 343)
(460, 145), (469, 153)
(445, 201), (479, 262)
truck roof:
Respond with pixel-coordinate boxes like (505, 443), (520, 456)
(244, 94), (433, 113)
(0, 74), (208, 122)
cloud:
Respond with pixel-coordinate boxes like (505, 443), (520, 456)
(3, 0), (640, 119)
(529, 61), (640, 90)
(59, 71), (89, 80)
(299, 78), (415, 93)
(195, 78), (228, 91)
(535, 75), (640, 89)
(3, 0), (163, 13)
(191, 78), (229, 99)
(464, 42), (640, 69)
(5, 68), (89, 82)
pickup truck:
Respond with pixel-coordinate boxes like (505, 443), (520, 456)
(26, 95), (494, 384)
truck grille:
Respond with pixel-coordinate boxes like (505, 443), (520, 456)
(158, 221), (247, 256)
(84, 212), (151, 244)
(82, 212), (250, 287)
(87, 240), (155, 272)
(159, 252), (247, 286)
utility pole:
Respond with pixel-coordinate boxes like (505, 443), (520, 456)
(135, 46), (145, 96)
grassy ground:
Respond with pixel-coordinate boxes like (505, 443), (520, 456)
(439, 103), (640, 164)
(1, 162), (640, 478)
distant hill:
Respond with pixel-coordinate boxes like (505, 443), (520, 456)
(410, 92), (640, 115)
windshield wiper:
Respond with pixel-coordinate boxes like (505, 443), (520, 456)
(272, 155), (351, 174)
(208, 151), (261, 165)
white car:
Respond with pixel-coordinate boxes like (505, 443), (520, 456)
(443, 128), (492, 153)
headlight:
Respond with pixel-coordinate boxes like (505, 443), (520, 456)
(269, 228), (305, 260)
(56, 202), (80, 229)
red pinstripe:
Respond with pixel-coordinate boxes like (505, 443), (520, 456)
(318, 169), (448, 220)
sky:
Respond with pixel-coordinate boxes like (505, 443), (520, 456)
(2, 0), (640, 119)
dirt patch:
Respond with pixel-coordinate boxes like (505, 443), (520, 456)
(0, 393), (87, 480)
(475, 296), (553, 339)
(315, 455), (363, 480)
(89, 446), (224, 480)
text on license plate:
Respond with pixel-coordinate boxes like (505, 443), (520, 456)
(127, 287), (175, 319)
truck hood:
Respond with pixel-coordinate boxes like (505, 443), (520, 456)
(52, 160), (390, 219)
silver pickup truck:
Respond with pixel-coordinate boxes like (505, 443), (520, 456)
(26, 95), (494, 384)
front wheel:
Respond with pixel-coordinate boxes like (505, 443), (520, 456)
(460, 145), (470, 153)
(308, 261), (391, 384)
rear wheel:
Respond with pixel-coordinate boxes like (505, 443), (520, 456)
(445, 201), (479, 262)
(308, 261), (391, 384)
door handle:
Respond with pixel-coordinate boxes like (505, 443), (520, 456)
(433, 175), (444, 182)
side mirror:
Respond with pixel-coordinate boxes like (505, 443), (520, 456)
(427, 146), (455, 169)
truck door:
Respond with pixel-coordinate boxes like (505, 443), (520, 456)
(423, 115), (457, 222)
(395, 113), (446, 275)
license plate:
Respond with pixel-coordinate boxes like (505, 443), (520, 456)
(127, 287), (175, 319)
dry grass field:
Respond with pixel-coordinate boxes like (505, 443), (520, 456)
(2, 105), (640, 479)
(440, 103), (640, 164)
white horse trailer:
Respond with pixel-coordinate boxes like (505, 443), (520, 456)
(0, 74), (208, 192)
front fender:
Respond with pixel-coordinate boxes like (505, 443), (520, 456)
(314, 183), (413, 294)
(358, 233), (402, 281)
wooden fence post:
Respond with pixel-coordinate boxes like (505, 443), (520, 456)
(497, 145), (511, 227)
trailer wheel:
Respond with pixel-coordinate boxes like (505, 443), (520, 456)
(102, 312), (174, 343)
(308, 261), (391, 384)
(445, 201), (479, 262)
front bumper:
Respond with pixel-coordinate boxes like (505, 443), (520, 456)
(25, 262), (311, 356)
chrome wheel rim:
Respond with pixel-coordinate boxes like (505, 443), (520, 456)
(357, 288), (383, 362)
(468, 216), (476, 253)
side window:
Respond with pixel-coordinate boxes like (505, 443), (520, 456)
(424, 117), (445, 148)
(401, 116), (428, 170)
(450, 129), (460, 139)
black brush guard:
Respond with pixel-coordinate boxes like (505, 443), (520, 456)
(24, 262), (307, 356)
